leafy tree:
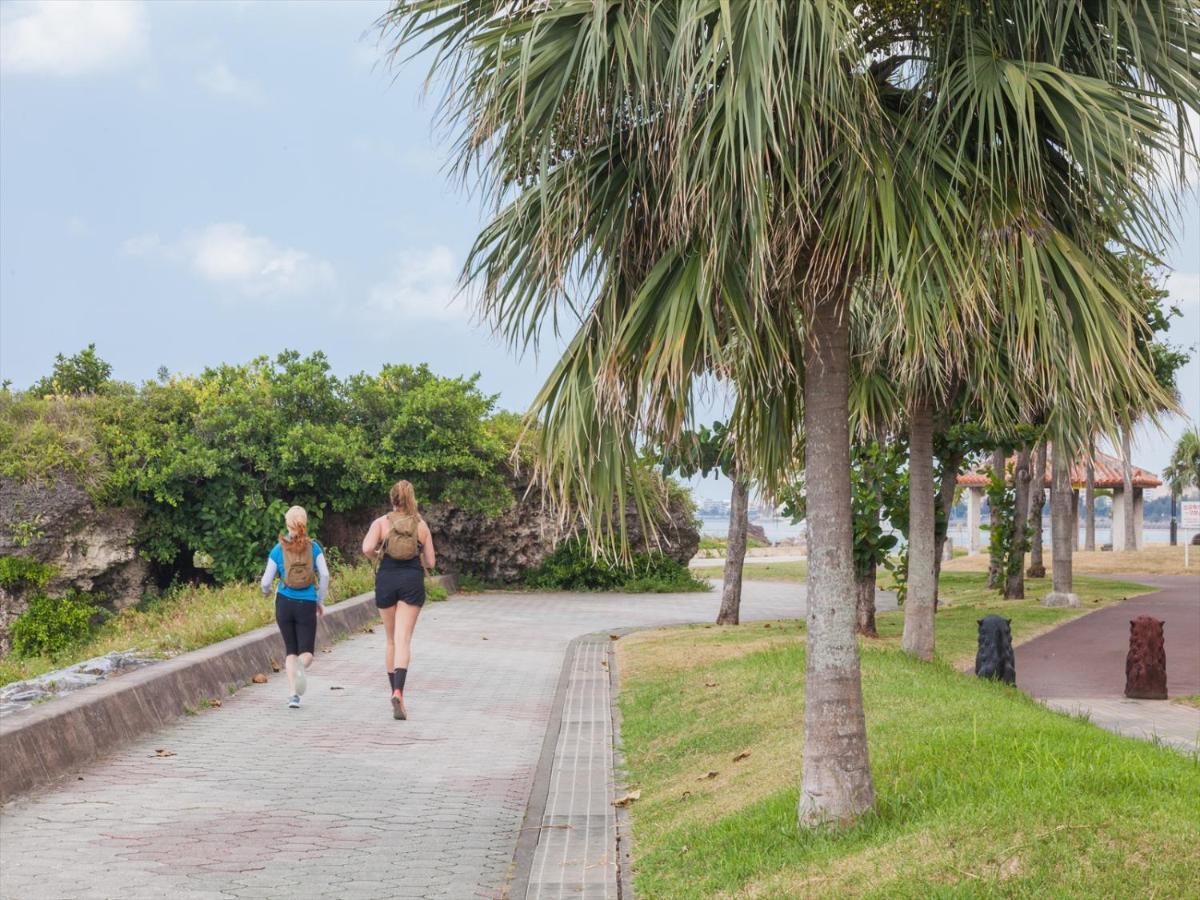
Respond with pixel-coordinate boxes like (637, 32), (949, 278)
(387, 0), (1200, 828)
(660, 421), (748, 625)
(1164, 429), (1200, 498)
(31, 344), (113, 397)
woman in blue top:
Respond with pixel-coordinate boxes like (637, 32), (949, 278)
(260, 506), (330, 709)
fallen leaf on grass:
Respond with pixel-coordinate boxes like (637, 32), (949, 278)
(270, 659), (281, 673)
(153, 749), (176, 758)
(209, 699), (222, 708)
(698, 771), (719, 780)
(613, 790), (641, 808)
(704, 680), (718, 688)
(679, 791), (692, 801)
(680, 845), (690, 854)
(252, 673), (268, 684)
(363, 626), (375, 634)
(732, 749), (751, 762)
(763, 623), (772, 629)
(609, 634), (620, 641)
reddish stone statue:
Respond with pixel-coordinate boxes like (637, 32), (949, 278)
(1124, 616), (1167, 700)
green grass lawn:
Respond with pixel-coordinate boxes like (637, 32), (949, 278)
(618, 616), (1200, 898)
(0, 563), (417, 687)
(693, 560), (809, 581)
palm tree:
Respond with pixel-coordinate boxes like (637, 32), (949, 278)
(1164, 428), (1200, 543)
(385, 1), (1200, 828)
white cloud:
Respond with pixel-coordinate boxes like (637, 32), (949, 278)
(0, 1), (148, 77)
(196, 61), (263, 103)
(368, 246), (472, 321)
(1166, 271), (1200, 309)
(124, 223), (335, 298)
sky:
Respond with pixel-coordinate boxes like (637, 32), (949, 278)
(1, 0), (1198, 504)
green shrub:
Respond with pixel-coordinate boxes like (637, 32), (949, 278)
(0, 556), (55, 590)
(523, 537), (708, 593)
(10, 592), (98, 657)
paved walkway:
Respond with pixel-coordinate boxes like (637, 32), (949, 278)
(1, 581), (893, 900)
(1016, 575), (1200, 752)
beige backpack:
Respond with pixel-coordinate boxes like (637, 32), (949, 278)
(381, 513), (421, 561)
(280, 537), (315, 589)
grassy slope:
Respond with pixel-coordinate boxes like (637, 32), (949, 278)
(0, 564), (408, 687)
(941, 544), (1200, 577)
(618, 611), (1200, 898)
(692, 561), (809, 581)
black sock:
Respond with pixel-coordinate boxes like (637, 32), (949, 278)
(387, 670), (395, 691)
(394, 668), (407, 693)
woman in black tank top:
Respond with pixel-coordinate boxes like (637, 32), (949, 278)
(361, 480), (437, 721)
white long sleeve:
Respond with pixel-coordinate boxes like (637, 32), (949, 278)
(260, 559), (278, 595)
(316, 553), (330, 602)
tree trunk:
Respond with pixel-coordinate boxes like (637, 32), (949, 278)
(1027, 443), (1046, 578)
(1004, 446), (1032, 598)
(932, 447), (964, 611)
(1122, 426), (1136, 551)
(1084, 439), (1096, 551)
(798, 293), (875, 828)
(1170, 489), (1179, 546)
(1044, 443), (1079, 607)
(902, 396), (936, 660)
(856, 568), (878, 638)
(986, 449), (1006, 590)
(718, 477), (749, 625)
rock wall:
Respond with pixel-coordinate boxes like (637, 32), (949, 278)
(0, 475), (151, 654)
(322, 475), (699, 584)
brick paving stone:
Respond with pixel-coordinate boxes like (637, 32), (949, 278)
(0, 581), (892, 899)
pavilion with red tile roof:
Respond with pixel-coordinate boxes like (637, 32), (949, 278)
(957, 450), (1161, 553)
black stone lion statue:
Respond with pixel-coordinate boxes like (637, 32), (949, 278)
(975, 614), (1016, 685)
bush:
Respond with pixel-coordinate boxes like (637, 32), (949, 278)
(10, 592), (97, 657)
(4, 351), (517, 584)
(523, 537), (708, 593)
(0, 556), (55, 590)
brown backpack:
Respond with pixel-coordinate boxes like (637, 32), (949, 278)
(280, 537), (315, 589)
(381, 513), (421, 562)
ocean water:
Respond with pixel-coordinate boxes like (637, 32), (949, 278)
(699, 515), (1195, 547)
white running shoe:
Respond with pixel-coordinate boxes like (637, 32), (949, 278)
(287, 694), (300, 709)
(294, 661), (307, 696)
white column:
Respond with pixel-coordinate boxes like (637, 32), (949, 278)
(1112, 488), (1126, 550)
(968, 487), (984, 555)
(1134, 487), (1144, 550)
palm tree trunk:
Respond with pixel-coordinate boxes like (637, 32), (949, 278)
(1027, 443), (1046, 578)
(1170, 489), (1179, 546)
(798, 293), (875, 828)
(1122, 426), (1137, 551)
(1085, 439), (1096, 551)
(1044, 444), (1079, 607)
(986, 449), (1005, 590)
(1004, 446), (1032, 599)
(718, 477), (749, 625)
(856, 567), (878, 638)
(932, 446), (964, 610)
(902, 396), (936, 660)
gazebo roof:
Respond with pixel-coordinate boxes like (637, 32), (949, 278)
(957, 450), (1161, 491)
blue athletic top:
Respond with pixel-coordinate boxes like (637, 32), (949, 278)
(269, 540), (325, 601)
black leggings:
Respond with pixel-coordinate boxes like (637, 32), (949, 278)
(275, 595), (317, 656)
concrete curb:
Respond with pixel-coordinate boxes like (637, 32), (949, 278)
(0, 590), (387, 803)
(508, 632), (587, 899)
